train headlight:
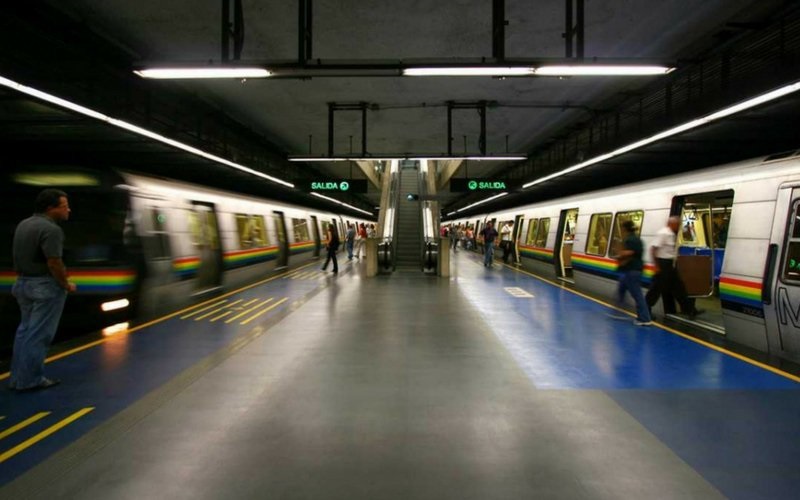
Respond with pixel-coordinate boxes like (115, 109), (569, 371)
(102, 322), (129, 336)
(101, 299), (130, 312)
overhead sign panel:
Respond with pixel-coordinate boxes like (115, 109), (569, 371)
(306, 179), (368, 194)
(450, 178), (517, 192)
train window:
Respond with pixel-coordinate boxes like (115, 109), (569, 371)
(782, 201), (800, 283)
(586, 213), (612, 256)
(142, 207), (171, 259)
(187, 211), (202, 247)
(525, 219), (538, 245)
(235, 214), (268, 249)
(292, 218), (311, 242)
(534, 218), (550, 247)
(611, 211), (644, 253)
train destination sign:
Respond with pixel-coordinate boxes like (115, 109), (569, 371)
(450, 178), (517, 192)
(307, 179), (368, 194)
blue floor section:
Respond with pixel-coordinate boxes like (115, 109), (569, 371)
(453, 252), (800, 500)
(3, 251), (800, 498)
(0, 262), (343, 485)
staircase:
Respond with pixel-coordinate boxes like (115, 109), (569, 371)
(394, 164), (422, 269)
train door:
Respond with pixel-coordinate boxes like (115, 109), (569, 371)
(672, 190), (733, 330)
(764, 186), (800, 358)
(272, 211), (289, 269)
(190, 202), (223, 293)
(554, 208), (578, 281)
(512, 214), (524, 264)
(310, 215), (321, 257)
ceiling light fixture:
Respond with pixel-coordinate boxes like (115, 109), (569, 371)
(522, 79), (800, 189)
(289, 155), (527, 162)
(310, 192), (373, 216)
(533, 65), (674, 76)
(403, 67), (534, 77)
(134, 67), (272, 79)
(0, 74), (293, 188)
(455, 192), (508, 213)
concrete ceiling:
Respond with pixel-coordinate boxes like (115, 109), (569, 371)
(1, 1), (798, 216)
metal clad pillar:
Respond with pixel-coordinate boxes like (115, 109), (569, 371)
(222, 0), (230, 62)
(362, 102), (368, 156)
(447, 102), (453, 156)
(328, 102), (335, 157)
(479, 101), (487, 156)
(492, 0), (505, 60)
(299, 0), (313, 63)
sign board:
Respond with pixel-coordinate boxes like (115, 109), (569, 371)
(307, 179), (368, 194)
(450, 178), (517, 192)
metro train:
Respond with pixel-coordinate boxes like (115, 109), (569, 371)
(449, 150), (800, 364)
(0, 166), (371, 351)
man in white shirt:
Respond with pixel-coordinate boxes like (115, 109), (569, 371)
(500, 222), (513, 263)
(646, 216), (702, 319)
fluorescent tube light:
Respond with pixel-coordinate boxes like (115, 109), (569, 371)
(534, 65), (674, 76)
(311, 192), (373, 216)
(522, 79), (800, 189)
(0, 74), (294, 188)
(404, 67), (534, 76)
(289, 155), (526, 162)
(456, 192), (508, 213)
(134, 67), (272, 79)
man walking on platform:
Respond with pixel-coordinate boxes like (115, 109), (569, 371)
(646, 216), (703, 319)
(612, 220), (652, 326)
(480, 222), (499, 267)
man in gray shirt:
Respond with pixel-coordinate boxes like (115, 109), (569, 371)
(9, 188), (76, 391)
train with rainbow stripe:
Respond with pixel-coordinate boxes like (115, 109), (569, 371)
(0, 166), (369, 352)
(448, 151), (800, 364)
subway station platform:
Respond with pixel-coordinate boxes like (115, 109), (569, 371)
(1, 252), (799, 499)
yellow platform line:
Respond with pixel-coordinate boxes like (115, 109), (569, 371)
(210, 310), (234, 322)
(0, 408), (94, 463)
(226, 298), (274, 324)
(0, 412), (51, 441)
(195, 299), (242, 322)
(180, 299), (229, 320)
(241, 297), (289, 325)
(238, 298), (260, 308)
(0, 263), (320, 382)
(502, 261), (800, 384)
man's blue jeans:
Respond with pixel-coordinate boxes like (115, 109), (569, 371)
(484, 242), (495, 266)
(616, 270), (651, 322)
(10, 277), (67, 389)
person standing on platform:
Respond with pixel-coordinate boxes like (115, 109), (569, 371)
(646, 216), (703, 320)
(480, 222), (499, 267)
(611, 220), (652, 326)
(500, 222), (513, 263)
(321, 226), (340, 274)
(450, 224), (460, 253)
(354, 223), (367, 259)
(367, 223), (377, 239)
(345, 223), (356, 261)
(9, 189), (76, 391)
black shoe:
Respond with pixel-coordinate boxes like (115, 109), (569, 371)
(689, 308), (705, 320)
(19, 377), (60, 392)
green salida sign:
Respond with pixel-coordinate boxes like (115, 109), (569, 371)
(450, 179), (515, 192)
(311, 181), (350, 191)
(307, 179), (368, 194)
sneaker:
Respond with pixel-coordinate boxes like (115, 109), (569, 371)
(633, 320), (653, 326)
(605, 311), (628, 320)
(19, 377), (61, 391)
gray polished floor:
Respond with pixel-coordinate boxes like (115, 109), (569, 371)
(10, 270), (722, 499)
